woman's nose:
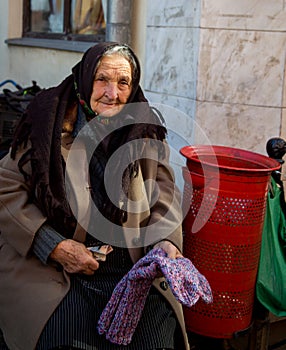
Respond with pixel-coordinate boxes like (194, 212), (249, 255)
(105, 83), (118, 99)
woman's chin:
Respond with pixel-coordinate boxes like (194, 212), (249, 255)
(99, 112), (116, 118)
(98, 107), (122, 118)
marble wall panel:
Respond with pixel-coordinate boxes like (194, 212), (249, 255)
(283, 54), (286, 108)
(145, 91), (196, 121)
(144, 91), (197, 192)
(197, 28), (286, 107)
(195, 101), (281, 155)
(280, 107), (286, 140)
(144, 27), (199, 99)
(147, 0), (200, 27)
(280, 108), (286, 182)
(201, 0), (286, 31)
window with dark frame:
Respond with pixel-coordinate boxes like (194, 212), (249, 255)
(22, 0), (106, 43)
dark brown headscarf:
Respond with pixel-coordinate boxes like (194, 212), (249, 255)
(11, 42), (167, 236)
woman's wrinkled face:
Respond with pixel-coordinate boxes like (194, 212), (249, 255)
(90, 54), (133, 117)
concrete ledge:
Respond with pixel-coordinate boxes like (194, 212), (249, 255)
(5, 38), (95, 53)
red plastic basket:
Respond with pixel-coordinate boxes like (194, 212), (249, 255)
(180, 145), (280, 339)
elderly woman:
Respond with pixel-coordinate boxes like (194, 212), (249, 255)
(0, 42), (190, 350)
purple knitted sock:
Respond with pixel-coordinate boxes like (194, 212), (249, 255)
(97, 248), (213, 345)
(97, 274), (129, 334)
(97, 261), (158, 345)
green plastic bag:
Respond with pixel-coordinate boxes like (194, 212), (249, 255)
(256, 176), (286, 316)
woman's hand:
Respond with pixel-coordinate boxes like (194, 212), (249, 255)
(153, 240), (183, 259)
(50, 239), (99, 275)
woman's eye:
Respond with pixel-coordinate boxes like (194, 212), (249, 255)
(94, 74), (107, 82)
(119, 80), (129, 86)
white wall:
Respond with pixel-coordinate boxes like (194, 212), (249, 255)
(4, 46), (83, 89)
(0, 0), (84, 90)
(0, 1), (10, 86)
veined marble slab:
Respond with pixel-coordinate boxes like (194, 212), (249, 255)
(195, 101), (281, 155)
(144, 27), (199, 99)
(201, 0), (286, 31)
(197, 28), (286, 107)
(147, 0), (200, 27)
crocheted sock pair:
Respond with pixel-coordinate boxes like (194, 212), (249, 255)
(97, 248), (213, 345)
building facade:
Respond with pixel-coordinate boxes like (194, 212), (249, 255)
(1, 0), (286, 166)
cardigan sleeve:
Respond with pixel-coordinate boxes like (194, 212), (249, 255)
(33, 224), (66, 264)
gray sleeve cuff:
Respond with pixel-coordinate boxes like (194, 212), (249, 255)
(33, 224), (66, 264)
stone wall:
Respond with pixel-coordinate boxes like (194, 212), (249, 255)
(143, 1), (202, 189)
(196, 0), (286, 154)
(144, 0), (286, 156)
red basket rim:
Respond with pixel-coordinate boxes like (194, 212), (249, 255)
(180, 145), (281, 173)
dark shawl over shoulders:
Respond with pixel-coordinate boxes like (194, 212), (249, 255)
(10, 42), (167, 236)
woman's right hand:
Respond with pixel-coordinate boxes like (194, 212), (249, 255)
(50, 239), (99, 275)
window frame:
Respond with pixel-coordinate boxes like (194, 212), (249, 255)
(22, 0), (106, 43)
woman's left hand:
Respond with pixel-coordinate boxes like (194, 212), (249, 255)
(153, 240), (183, 259)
